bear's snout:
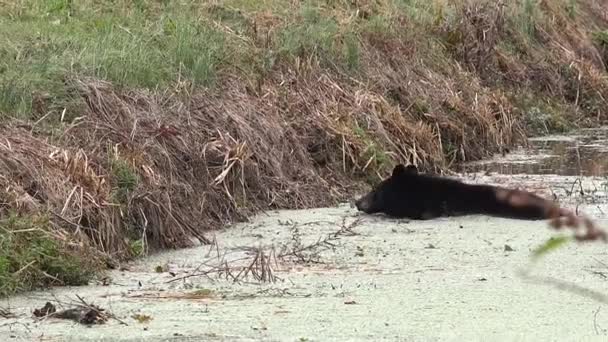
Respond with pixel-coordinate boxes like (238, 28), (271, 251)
(355, 193), (373, 213)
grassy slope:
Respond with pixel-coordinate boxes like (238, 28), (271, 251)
(1, 1), (603, 125)
(0, 0), (607, 296)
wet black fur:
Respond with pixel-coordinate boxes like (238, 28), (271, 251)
(355, 164), (548, 220)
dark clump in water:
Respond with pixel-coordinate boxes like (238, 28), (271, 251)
(461, 128), (608, 177)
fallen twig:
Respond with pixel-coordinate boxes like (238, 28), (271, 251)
(0, 306), (17, 319)
(278, 217), (362, 264)
(31, 295), (127, 326)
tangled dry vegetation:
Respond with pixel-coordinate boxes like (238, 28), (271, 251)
(1, 0), (608, 294)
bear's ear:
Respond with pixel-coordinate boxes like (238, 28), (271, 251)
(392, 164), (417, 177)
(405, 164), (418, 174)
(392, 164), (419, 177)
(392, 164), (406, 177)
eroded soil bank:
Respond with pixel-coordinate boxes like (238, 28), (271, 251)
(2, 128), (608, 341)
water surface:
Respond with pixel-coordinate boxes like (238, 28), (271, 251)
(463, 127), (608, 176)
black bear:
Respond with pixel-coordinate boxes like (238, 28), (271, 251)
(355, 164), (608, 241)
(354, 164), (607, 242)
(354, 164), (562, 220)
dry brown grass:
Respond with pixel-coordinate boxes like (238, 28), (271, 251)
(440, 0), (608, 128)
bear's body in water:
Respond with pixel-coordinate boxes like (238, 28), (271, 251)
(355, 164), (565, 220)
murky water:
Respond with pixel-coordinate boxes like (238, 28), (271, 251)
(462, 127), (608, 176)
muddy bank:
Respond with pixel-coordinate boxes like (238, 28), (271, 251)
(2, 189), (608, 341)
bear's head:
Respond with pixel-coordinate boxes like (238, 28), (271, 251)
(354, 163), (419, 216)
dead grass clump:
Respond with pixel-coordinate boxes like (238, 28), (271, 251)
(439, 0), (608, 126)
(360, 32), (523, 166)
(439, 1), (506, 78)
(58, 77), (359, 254)
(0, 126), (112, 245)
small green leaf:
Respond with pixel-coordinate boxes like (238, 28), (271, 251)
(532, 236), (572, 260)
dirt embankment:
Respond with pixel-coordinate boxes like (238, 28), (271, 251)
(1, 0), (608, 295)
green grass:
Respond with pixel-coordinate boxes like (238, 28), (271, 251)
(110, 156), (139, 204)
(0, 0), (377, 120)
(1, 0), (481, 116)
(0, 1), (227, 119)
(277, 4), (361, 71)
(0, 213), (100, 297)
(511, 92), (575, 134)
(592, 30), (608, 47)
(520, 0), (540, 38)
(0, 0), (596, 124)
(353, 125), (390, 181)
(109, 156), (145, 254)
